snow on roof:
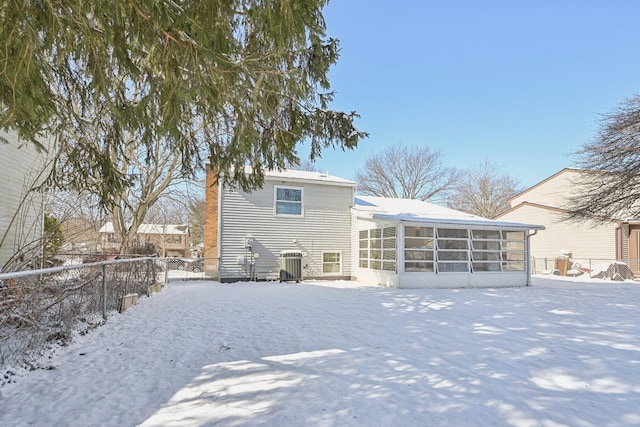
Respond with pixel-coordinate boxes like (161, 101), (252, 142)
(98, 222), (189, 235)
(259, 168), (356, 187)
(355, 196), (544, 230)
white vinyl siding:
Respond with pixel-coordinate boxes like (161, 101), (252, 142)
(219, 179), (354, 280)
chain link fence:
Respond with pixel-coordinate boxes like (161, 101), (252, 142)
(0, 256), (163, 375)
(532, 257), (639, 280)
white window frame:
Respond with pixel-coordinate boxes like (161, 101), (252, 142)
(358, 227), (397, 272)
(404, 226), (435, 273)
(274, 186), (304, 217)
(322, 251), (342, 275)
(435, 228), (470, 273)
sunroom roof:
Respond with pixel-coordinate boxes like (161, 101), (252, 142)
(355, 196), (544, 231)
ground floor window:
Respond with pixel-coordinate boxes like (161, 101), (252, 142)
(322, 252), (342, 275)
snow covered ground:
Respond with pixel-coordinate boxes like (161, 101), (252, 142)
(1, 275), (639, 426)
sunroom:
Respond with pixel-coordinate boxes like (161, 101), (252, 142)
(353, 196), (544, 288)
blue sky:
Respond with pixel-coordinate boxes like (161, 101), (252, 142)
(302, 0), (640, 189)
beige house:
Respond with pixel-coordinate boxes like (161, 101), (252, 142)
(98, 222), (190, 257)
(496, 168), (640, 272)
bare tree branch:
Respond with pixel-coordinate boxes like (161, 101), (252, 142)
(566, 95), (640, 221)
(447, 159), (522, 218)
(355, 145), (459, 203)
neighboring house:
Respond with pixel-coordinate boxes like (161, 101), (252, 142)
(204, 168), (544, 288)
(98, 222), (190, 257)
(0, 131), (53, 271)
(495, 168), (638, 271)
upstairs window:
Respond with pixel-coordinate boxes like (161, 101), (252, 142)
(275, 186), (303, 216)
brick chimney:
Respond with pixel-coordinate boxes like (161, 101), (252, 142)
(204, 166), (219, 267)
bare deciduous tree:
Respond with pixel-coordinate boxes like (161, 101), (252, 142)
(447, 159), (522, 218)
(354, 145), (459, 203)
(566, 95), (640, 220)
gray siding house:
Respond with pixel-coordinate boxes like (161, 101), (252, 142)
(205, 168), (545, 288)
(205, 169), (356, 282)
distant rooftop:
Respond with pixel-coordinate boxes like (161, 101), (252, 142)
(99, 222), (189, 235)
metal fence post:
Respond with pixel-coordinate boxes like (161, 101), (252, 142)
(102, 264), (108, 320)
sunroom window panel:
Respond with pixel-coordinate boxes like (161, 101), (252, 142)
(383, 250), (396, 260)
(437, 262), (469, 272)
(472, 229), (501, 239)
(503, 251), (525, 261)
(472, 240), (501, 251)
(472, 252), (501, 261)
(383, 227), (396, 238)
(503, 241), (525, 251)
(383, 262), (396, 271)
(405, 261), (434, 272)
(438, 228), (468, 239)
(503, 231), (525, 240)
(438, 251), (468, 261)
(503, 262), (526, 271)
(438, 239), (468, 250)
(405, 250), (434, 261)
(405, 226), (433, 238)
(405, 238), (434, 249)
(473, 262), (502, 272)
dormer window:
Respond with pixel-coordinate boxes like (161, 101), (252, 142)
(275, 186), (303, 216)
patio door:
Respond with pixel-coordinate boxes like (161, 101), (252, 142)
(628, 227), (640, 272)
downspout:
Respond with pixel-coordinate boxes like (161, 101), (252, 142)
(217, 181), (223, 278)
(526, 229), (539, 286)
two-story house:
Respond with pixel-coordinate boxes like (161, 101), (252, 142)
(205, 168), (356, 281)
(204, 168), (544, 288)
